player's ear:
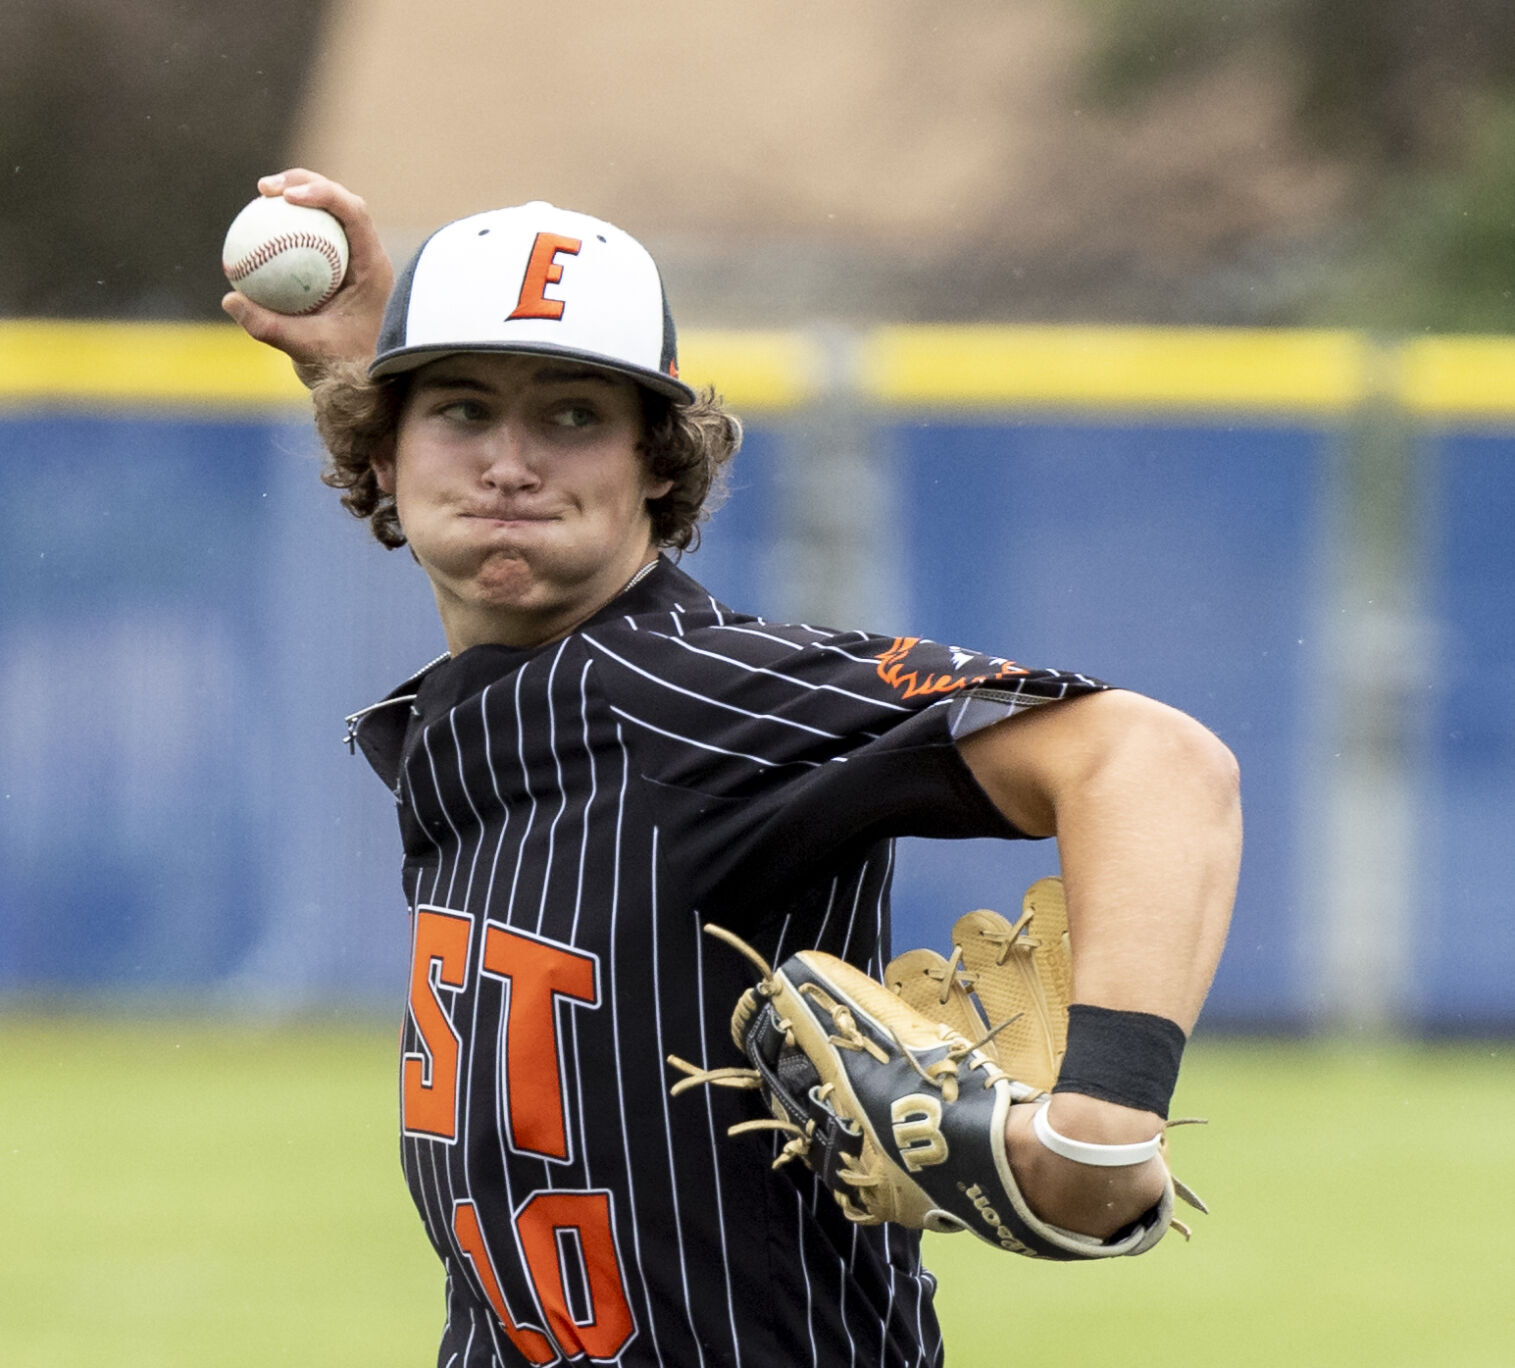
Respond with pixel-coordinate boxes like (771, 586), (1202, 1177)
(371, 436), (397, 495)
(635, 389), (675, 505)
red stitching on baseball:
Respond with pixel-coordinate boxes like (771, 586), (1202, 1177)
(224, 231), (344, 311)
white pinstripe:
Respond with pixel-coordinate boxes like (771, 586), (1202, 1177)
(568, 662), (597, 944)
(646, 827), (708, 1368)
(560, 662), (599, 1211)
(840, 1229), (857, 1368)
(878, 1224), (895, 1368)
(795, 1190), (819, 1366)
(502, 669), (540, 955)
(606, 721), (668, 1367)
(604, 704), (816, 769)
(423, 724), (466, 911)
(417, 740), (476, 1348)
(449, 709), (489, 929)
(651, 630), (913, 713)
(585, 636), (855, 740)
(690, 913), (744, 1366)
(478, 684), (514, 923)
(532, 642), (571, 938)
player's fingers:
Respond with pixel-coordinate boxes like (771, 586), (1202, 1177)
(260, 169), (368, 233)
(279, 171), (365, 222)
(222, 290), (292, 348)
(278, 176), (390, 285)
(221, 289), (253, 326)
(258, 167), (322, 195)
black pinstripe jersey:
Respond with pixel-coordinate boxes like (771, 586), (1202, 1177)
(351, 557), (1106, 1368)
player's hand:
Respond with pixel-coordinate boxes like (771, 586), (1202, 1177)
(221, 168), (395, 387)
(1005, 1093), (1170, 1239)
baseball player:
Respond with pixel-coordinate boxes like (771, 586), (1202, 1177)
(226, 170), (1240, 1367)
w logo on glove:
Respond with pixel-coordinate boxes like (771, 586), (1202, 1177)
(891, 1095), (949, 1172)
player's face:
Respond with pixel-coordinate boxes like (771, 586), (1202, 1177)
(376, 354), (672, 652)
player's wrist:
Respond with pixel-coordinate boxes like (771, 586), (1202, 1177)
(1052, 1002), (1187, 1118)
(1038, 1091), (1164, 1151)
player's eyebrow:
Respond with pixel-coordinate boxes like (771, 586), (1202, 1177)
(410, 373), (492, 394)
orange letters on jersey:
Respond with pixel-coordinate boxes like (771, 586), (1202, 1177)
(403, 908), (473, 1141)
(481, 925), (599, 1160)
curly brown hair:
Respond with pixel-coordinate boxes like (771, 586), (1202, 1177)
(310, 359), (742, 553)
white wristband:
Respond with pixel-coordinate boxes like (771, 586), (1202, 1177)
(1031, 1098), (1163, 1168)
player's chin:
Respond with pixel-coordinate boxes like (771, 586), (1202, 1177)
(468, 548), (565, 603)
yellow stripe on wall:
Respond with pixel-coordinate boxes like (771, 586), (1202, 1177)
(4, 320), (1515, 419)
(0, 321), (309, 409)
(676, 329), (825, 409)
(1395, 335), (1515, 419)
(859, 325), (1375, 413)
(0, 321), (822, 413)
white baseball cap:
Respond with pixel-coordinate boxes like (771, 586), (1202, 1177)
(371, 201), (694, 402)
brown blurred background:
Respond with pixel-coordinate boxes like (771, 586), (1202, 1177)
(3, 0), (1514, 329)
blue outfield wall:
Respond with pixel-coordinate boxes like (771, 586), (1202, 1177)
(0, 412), (409, 997)
(2, 322), (1514, 1030)
(879, 418), (1332, 1027)
(1416, 431), (1515, 1029)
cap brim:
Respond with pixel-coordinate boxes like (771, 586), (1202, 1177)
(369, 340), (696, 404)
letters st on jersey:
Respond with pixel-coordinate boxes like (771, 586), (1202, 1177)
(406, 907), (633, 1364)
(404, 911), (597, 1161)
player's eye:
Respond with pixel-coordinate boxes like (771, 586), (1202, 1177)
(436, 398), (489, 424)
(548, 402), (600, 430)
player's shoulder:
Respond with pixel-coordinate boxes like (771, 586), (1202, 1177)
(591, 563), (876, 665)
(590, 557), (1102, 704)
(589, 558), (829, 642)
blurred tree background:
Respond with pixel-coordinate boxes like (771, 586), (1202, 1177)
(1, 0), (1511, 330)
(1083, 0), (1515, 330)
(0, 0), (326, 318)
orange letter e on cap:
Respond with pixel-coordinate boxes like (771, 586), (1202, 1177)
(509, 232), (582, 320)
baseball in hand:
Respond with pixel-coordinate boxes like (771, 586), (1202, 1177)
(222, 196), (350, 315)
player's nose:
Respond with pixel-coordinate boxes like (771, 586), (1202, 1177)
(479, 419), (542, 490)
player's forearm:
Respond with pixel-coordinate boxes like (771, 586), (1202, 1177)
(962, 690), (1238, 1237)
(960, 689), (1240, 1032)
(1048, 718), (1239, 1032)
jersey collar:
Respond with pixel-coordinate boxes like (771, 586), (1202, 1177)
(347, 555), (723, 779)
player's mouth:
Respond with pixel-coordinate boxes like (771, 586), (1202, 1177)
(463, 508), (561, 525)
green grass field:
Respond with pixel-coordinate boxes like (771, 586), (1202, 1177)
(2, 1017), (1510, 1366)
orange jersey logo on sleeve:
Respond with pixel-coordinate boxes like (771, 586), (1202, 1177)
(875, 637), (1028, 700)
